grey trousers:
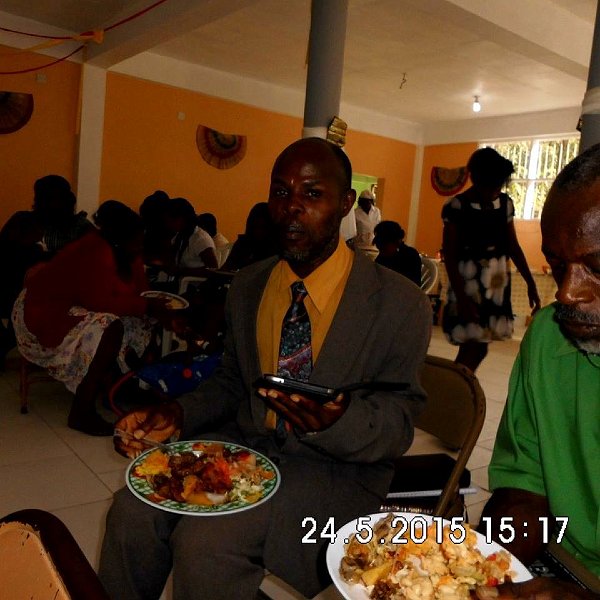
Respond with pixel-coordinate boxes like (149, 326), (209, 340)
(98, 452), (383, 600)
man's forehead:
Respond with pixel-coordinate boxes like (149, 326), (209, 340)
(543, 189), (600, 258)
(272, 147), (339, 180)
(544, 185), (600, 227)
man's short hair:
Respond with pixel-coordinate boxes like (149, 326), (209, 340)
(197, 212), (217, 237)
(276, 138), (352, 191)
(374, 220), (405, 244)
(328, 141), (352, 191)
(548, 142), (600, 196)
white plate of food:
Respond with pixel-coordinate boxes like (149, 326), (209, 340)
(140, 290), (189, 310)
(126, 440), (280, 515)
(326, 512), (532, 600)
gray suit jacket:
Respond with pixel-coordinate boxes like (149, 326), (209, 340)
(179, 250), (431, 498)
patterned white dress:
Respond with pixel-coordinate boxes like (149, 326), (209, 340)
(441, 192), (514, 345)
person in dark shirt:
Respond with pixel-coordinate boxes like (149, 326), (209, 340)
(373, 220), (422, 286)
(221, 202), (278, 271)
(0, 211), (46, 365)
(32, 174), (92, 254)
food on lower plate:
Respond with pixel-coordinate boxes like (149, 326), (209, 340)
(134, 442), (275, 506)
(340, 514), (514, 600)
(141, 291), (187, 309)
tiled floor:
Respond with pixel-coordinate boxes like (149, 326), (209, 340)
(0, 325), (523, 591)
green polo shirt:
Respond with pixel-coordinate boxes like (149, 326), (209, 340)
(489, 304), (600, 576)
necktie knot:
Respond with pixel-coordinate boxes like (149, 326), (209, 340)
(291, 281), (308, 304)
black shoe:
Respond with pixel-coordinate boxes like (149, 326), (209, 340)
(68, 412), (114, 436)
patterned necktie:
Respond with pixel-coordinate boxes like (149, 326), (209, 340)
(278, 281), (313, 381)
(274, 281), (312, 439)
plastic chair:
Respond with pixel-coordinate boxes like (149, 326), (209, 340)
(420, 255), (439, 295)
(0, 509), (109, 599)
(382, 354), (486, 519)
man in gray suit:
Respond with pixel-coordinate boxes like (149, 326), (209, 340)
(99, 138), (431, 599)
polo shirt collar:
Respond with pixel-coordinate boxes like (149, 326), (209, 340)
(549, 308), (600, 367)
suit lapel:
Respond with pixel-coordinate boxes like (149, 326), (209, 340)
(236, 258), (278, 426)
(310, 253), (380, 387)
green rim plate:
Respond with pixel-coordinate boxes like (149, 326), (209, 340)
(126, 440), (280, 515)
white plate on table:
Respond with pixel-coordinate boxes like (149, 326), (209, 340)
(126, 440), (280, 516)
(140, 290), (189, 310)
(326, 511), (532, 600)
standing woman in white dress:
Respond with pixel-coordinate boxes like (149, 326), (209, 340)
(441, 148), (540, 372)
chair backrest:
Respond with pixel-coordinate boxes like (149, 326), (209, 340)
(416, 355), (486, 516)
(420, 256), (439, 295)
(0, 509), (109, 599)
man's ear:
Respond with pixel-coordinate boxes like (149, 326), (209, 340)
(341, 189), (356, 217)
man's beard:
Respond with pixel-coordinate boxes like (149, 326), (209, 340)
(554, 303), (600, 354)
(278, 221), (339, 266)
(281, 235), (338, 265)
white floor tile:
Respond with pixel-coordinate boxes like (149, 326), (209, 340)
(0, 454), (112, 515)
(98, 469), (128, 494)
(465, 487), (491, 508)
(52, 499), (113, 569)
(56, 428), (128, 475)
(466, 446), (494, 471)
(471, 466), (490, 492)
(0, 414), (72, 467)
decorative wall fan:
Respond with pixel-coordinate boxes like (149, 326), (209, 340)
(0, 92), (34, 134)
(431, 166), (469, 196)
(196, 125), (247, 169)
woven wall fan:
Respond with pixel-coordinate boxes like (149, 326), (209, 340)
(0, 92), (34, 134)
(431, 166), (469, 196)
(196, 125), (247, 169)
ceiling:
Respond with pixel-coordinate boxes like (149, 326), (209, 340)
(0, 0), (597, 125)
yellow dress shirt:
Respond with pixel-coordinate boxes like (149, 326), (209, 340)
(257, 237), (354, 428)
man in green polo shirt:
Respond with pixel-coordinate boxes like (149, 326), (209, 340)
(482, 143), (600, 599)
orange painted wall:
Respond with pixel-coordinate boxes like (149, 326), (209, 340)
(514, 219), (544, 272)
(0, 45), (81, 226)
(101, 73), (299, 241)
(100, 73), (417, 241)
(345, 130), (416, 229)
(415, 142), (477, 257)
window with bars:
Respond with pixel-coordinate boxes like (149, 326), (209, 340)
(479, 137), (580, 219)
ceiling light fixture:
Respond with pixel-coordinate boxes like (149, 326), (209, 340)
(472, 95), (481, 113)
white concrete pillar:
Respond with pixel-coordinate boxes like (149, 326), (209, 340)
(302, 0), (349, 139)
(75, 63), (107, 217)
(580, 1), (600, 151)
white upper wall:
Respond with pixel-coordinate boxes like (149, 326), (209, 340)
(0, 0), (587, 146)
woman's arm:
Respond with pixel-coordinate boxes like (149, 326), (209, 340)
(507, 221), (541, 312)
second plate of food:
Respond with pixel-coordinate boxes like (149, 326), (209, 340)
(326, 511), (531, 600)
(140, 290), (189, 310)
